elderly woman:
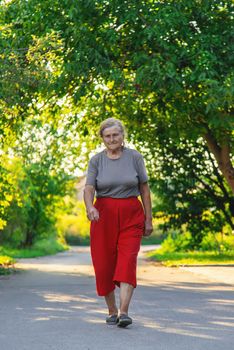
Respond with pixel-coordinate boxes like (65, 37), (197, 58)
(83, 118), (153, 328)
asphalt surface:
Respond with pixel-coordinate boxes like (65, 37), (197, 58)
(0, 245), (233, 350)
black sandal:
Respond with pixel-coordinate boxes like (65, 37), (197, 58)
(106, 314), (118, 325)
(117, 314), (133, 328)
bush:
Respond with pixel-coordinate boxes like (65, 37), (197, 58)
(56, 201), (90, 245)
(5, 228), (26, 248)
(159, 230), (234, 254)
(159, 231), (194, 253)
(32, 236), (69, 254)
(0, 255), (16, 275)
(200, 232), (234, 252)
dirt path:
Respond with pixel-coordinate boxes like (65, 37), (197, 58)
(0, 246), (233, 350)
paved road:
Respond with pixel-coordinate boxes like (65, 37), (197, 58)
(0, 246), (233, 350)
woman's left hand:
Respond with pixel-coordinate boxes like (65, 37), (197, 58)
(143, 219), (153, 237)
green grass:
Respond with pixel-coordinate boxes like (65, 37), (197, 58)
(0, 237), (69, 259)
(146, 250), (234, 266)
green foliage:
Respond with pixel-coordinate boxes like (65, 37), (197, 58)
(159, 231), (194, 253)
(200, 231), (234, 252)
(0, 255), (15, 266)
(0, 1), (64, 130)
(56, 200), (90, 245)
(0, 0), (233, 252)
(144, 132), (233, 246)
(0, 155), (24, 230)
(0, 254), (15, 275)
(29, 237), (69, 256)
(2, 0), (233, 145)
(0, 155), (74, 247)
(158, 229), (234, 254)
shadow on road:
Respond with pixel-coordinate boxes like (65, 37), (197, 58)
(0, 246), (233, 349)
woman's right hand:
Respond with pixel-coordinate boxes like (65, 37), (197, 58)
(86, 206), (100, 221)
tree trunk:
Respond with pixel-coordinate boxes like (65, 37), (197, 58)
(203, 131), (234, 196)
(23, 229), (34, 247)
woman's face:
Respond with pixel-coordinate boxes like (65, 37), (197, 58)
(102, 126), (124, 151)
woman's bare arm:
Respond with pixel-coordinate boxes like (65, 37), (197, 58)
(139, 182), (153, 236)
(83, 185), (99, 221)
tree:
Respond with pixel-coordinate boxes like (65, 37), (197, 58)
(1, 0), (233, 244)
(146, 133), (233, 247)
(3, 0), (233, 191)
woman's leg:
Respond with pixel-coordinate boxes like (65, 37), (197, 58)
(104, 290), (118, 315)
(119, 282), (134, 315)
(113, 198), (145, 320)
(90, 198), (119, 297)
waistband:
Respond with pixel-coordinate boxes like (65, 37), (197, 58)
(95, 196), (139, 201)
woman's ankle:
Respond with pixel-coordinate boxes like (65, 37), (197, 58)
(108, 308), (118, 315)
(119, 311), (128, 316)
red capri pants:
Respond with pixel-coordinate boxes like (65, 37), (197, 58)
(90, 196), (145, 296)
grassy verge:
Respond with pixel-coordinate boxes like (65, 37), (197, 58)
(0, 238), (69, 259)
(146, 250), (234, 266)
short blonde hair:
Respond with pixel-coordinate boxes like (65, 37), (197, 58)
(99, 118), (126, 138)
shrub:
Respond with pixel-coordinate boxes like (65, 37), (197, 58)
(159, 231), (193, 253)
(0, 255), (16, 275)
(200, 232), (234, 252)
(56, 201), (90, 245)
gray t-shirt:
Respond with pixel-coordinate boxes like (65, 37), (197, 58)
(85, 147), (148, 198)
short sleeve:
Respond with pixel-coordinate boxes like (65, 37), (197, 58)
(85, 157), (98, 187)
(135, 153), (148, 183)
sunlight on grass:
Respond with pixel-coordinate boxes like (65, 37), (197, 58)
(0, 255), (16, 274)
(146, 250), (234, 266)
